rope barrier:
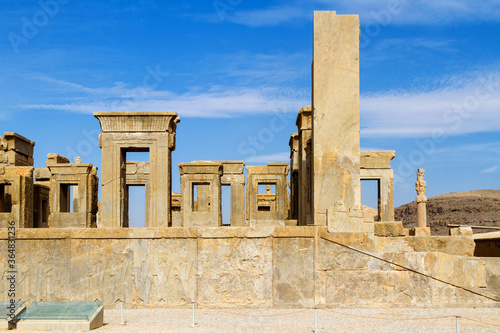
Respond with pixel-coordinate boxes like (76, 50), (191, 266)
(216, 308), (310, 317)
(320, 236), (500, 303)
(103, 301), (500, 328)
(460, 316), (500, 327)
(321, 308), (454, 321)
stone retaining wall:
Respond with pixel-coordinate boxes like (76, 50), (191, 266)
(1, 227), (499, 309)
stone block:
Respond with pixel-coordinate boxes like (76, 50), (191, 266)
(273, 238), (314, 308)
(410, 227), (431, 236)
(407, 236), (475, 256)
(374, 221), (405, 237)
(450, 227), (473, 236)
(198, 237), (273, 308)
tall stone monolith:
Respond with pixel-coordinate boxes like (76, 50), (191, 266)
(312, 11), (371, 232)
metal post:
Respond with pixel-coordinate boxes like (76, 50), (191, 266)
(120, 301), (125, 325)
(192, 302), (196, 326)
(314, 308), (317, 333)
(456, 316), (459, 333)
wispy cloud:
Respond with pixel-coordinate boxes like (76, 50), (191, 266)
(23, 83), (308, 118)
(360, 70), (500, 138)
(207, 0), (500, 27)
(246, 152), (289, 163)
(480, 165), (499, 174)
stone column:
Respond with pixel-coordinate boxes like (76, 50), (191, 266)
(220, 161), (245, 226)
(296, 106), (312, 226)
(312, 12), (369, 232)
(416, 168), (427, 228)
(289, 133), (299, 221)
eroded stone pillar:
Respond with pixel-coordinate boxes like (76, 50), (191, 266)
(34, 168), (51, 228)
(296, 106), (313, 226)
(289, 133), (299, 221)
(94, 112), (180, 228)
(416, 168), (427, 228)
(312, 12), (370, 232)
(178, 161), (222, 227)
(220, 161), (245, 226)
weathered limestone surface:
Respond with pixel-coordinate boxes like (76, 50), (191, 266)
(0, 132), (35, 166)
(416, 168), (427, 228)
(288, 133), (299, 220)
(219, 161), (246, 226)
(273, 238), (314, 308)
(360, 151), (395, 221)
(312, 12), (362, 228)
(0, 165), (33, 228)
(374, 221), (405, 237)
(94, 112), (180, 228)
(296, 106), (313, 226)
(34, 168), (50, 228)
(46, 155), (98, 228)
(1, 227), (498, 309)
(246, 163), (289, 226)
(178, 161), (223, 227)
(198, 237), (272, 308)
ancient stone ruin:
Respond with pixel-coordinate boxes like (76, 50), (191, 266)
(0, 11), (499, 309)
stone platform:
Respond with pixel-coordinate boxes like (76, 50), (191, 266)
(0, 227), (498, 309)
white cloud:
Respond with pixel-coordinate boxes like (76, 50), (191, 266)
(18, 51), (311, 118)
(360, 70), (500, 137)
(246, 152), (290, 163)
(211, 0), (500, 27)
(480, 165), (499, 174)
(24, 84), (308, 118)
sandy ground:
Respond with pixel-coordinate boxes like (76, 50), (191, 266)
(18, 307), (500, 333)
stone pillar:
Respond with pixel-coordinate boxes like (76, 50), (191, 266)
(94, 112), (180, 228)
(296, 106), (312, 226)
(33, 168), (51, 228)
(246, 163), (289, 226)
(289, 133), (299, 221)
(220, 161), (245, 226)
(416, 168), (427, 228)
(312, 12), (369, 232)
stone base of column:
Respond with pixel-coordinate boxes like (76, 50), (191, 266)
(374, 221), (406, 237)
(410, 227), (431, 236)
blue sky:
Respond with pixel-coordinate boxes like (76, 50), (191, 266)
(1, 0), (499, 225)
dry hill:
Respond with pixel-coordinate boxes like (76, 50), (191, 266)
(395, 190), (500, 235)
